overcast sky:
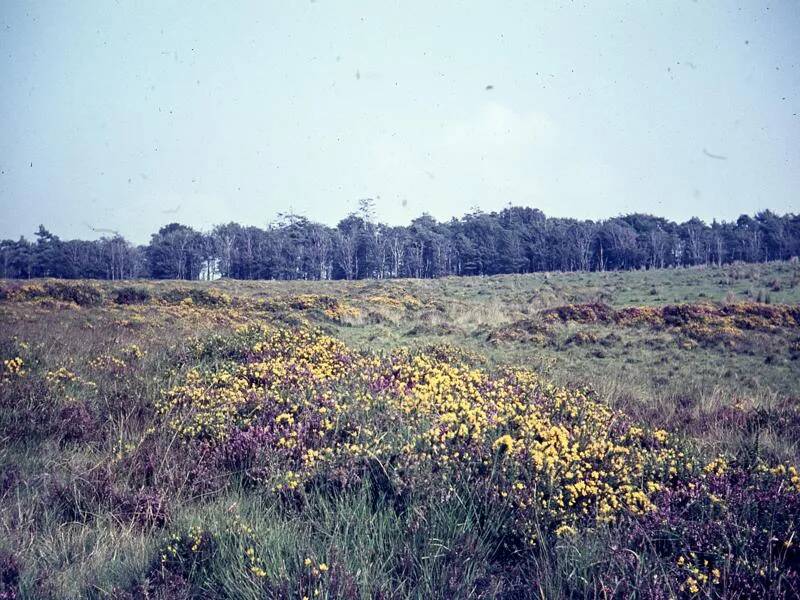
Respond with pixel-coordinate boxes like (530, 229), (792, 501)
(1, 1), (798, 244)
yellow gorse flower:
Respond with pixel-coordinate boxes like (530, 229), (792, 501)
(2, 357), (25, 377)
(154, 323), (700, 537)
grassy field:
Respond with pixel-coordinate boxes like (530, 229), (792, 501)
(1, 261), (799, 598)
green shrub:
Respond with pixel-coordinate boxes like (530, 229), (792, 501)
(161, 288), (230, 307)
(44, 282), (104, 306)
(113, 286), (152, 305)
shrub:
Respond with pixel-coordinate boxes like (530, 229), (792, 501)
(113, 286), (152, 305)
(0, 283), (48, 301)
(49, 467), (169, 529)
(161, 288), (231, 307)
(43, 282), (104, 306)
(543, 301), (614, 323)
(49, 469), (116, 523)
(288, 294), (338, 310)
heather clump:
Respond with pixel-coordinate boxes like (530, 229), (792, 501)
(0, 550), (20, 600)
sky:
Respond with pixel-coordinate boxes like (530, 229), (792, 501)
(0, 1), (798, 244)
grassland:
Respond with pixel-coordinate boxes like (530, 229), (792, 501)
(1, 261), (799, 598)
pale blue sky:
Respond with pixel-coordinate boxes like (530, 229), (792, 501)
(1, 1), (798, 243)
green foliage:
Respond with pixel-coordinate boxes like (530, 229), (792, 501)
(43, 281), (104, 306)
(160, 287), (230, 306)
(113, 286), (152, 305)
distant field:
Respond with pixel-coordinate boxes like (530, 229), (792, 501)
(1, 261), (799, 598)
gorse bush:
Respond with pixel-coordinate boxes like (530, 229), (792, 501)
(0, 281), (104, 305)
(113, 285), (152, 305)
(42, 281), (104, 306)
(160, 287), (231, 307)
(138, 324), (800, 597)
(493, 300), (800, 349)
(540, 300), (800, 330)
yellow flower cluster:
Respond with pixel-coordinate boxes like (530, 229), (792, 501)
(122, 344), (146, 360)
(323, 302), (361, 322)
(46, 367), (77, 384)
(385, 357), (685, 533)
(287, 294), (326, 310)
(366, 293), (423, 310)
(704, 456), (729, 477)
(158, 324), (700, 538)
(158, 366), (253, 441)
(2, 356), (26, 378)
(159, 326), (360, 441)
(770, 463), (800, 493)
(88, 354), (127, 373)
(159, 525), (208, 564)
(677, 554), (722, 595)
(245, 546), (267, 578)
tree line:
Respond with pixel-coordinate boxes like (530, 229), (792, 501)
(2, 203), (799, 281)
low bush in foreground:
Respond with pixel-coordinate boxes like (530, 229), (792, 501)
(113, 324), (799, 598)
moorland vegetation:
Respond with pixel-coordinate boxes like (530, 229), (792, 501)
(1, 261), (799, 598)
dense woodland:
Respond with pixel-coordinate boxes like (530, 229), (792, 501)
(2, 204), (799, 280)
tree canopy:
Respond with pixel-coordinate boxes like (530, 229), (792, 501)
(2, 207), (799, 280)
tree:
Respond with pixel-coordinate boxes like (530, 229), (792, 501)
(334, 216), (361, 280)
(33, 225), (67, 277)
(146, 223), (204, 279)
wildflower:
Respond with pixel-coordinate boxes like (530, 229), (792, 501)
(703, 456), (729, 477)
(275, 412), (294, 425)
(2, 357), (25, 378)
(250, 565), (267, 578)
(46, 367), (76, 384)
(685, 576), (700, 594)
(493, 434), (515, 454)
(554, 524), (576, 537)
